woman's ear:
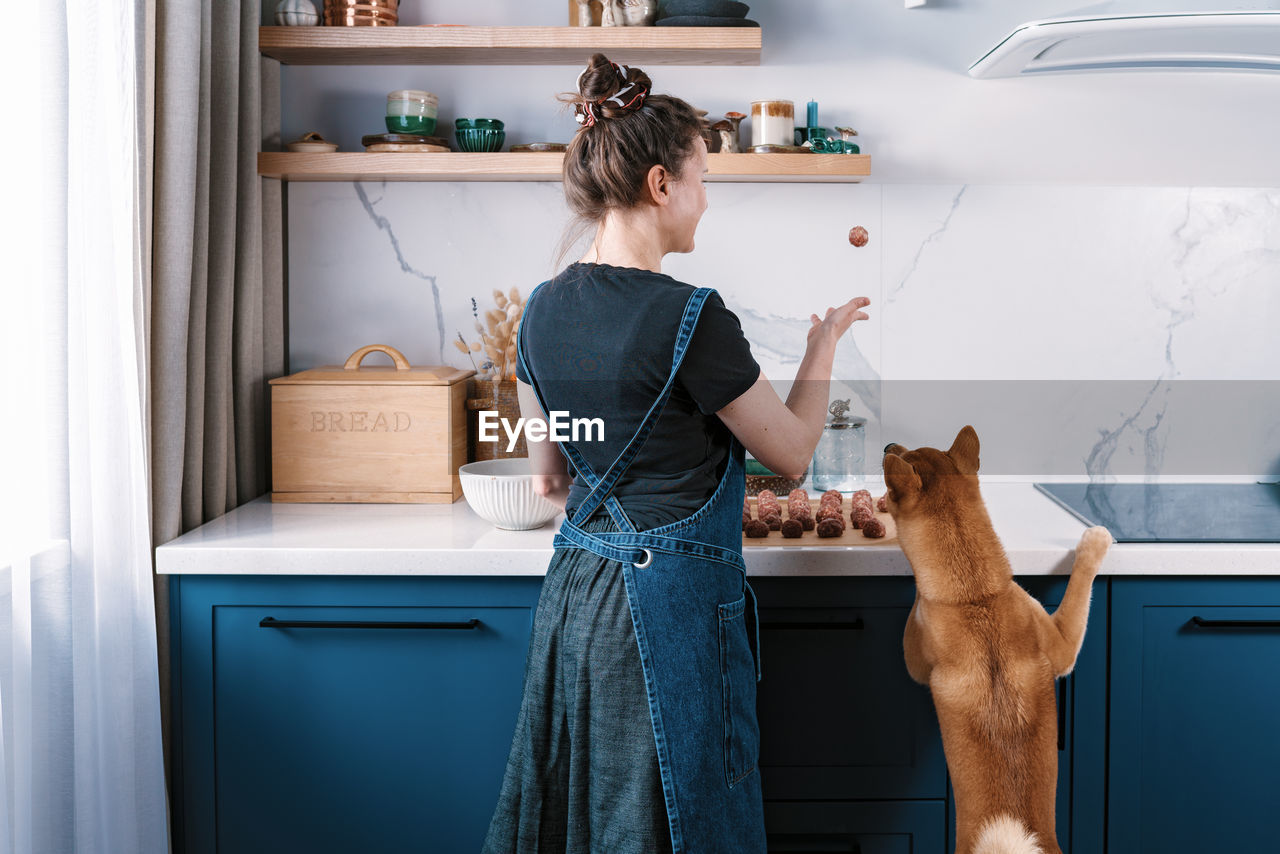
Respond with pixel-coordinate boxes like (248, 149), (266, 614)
(645, 163), (670, 206)
(883, 453), (921, 500)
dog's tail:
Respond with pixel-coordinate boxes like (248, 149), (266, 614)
(973, 814), (1043, 854)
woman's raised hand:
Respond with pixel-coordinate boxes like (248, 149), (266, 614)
(808, 296), (871, 346)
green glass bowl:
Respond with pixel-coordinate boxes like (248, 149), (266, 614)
(456, 127), (506, 152)
(455, 117), (505, 131)
(385, 114), (437, 136)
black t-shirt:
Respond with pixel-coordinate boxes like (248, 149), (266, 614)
(516, 262), (760, 530)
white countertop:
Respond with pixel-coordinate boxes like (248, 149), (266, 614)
(155, 483), (1280, 577)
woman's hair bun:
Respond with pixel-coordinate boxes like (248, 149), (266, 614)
(556, 51), (703, 233)
(570, 53), (652, 125)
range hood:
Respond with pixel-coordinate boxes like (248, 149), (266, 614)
(969, 11), (1280, 77)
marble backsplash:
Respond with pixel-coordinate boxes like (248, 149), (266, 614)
(286, 182), (1280, 479)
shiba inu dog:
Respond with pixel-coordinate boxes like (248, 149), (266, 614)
(882, 426), (1111, 854)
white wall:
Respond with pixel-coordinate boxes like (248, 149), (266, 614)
(275, 0), (1280, 478)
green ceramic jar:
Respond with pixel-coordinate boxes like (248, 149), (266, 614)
(385, 90), (438, 136)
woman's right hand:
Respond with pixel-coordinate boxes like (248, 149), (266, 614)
(717, 296), (872, 478)
(807, 296), (871, 350)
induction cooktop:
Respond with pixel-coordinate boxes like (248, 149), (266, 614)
(1033, 483), (1280, 543)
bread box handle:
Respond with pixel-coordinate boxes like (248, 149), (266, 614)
(343, 344), (412, 372)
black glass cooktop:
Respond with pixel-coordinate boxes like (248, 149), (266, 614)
(1034, 483), (1280, 543)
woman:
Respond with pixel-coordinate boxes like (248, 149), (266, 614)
(483, 54), (870, 854)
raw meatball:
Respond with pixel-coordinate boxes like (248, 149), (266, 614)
(816, 505), (843, 523)
(757, 489), (780, 515)
(850, 506), (874, 530)
(816, 517), (845, 538)
(780, 518), (803, 538)
(787, 489), (813, 520)
(799, 515), (815, 531)
(877, 494), (888, 512)
(764, 513), (782, 531)
(744, 519), (770, 538)
(861, 517), (887, 538)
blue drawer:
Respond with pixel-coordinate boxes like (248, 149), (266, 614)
(173, 576), (541, 854)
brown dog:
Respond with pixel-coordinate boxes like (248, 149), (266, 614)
(883, 426), (1111, 854)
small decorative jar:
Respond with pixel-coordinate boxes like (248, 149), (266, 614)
(385, 90), (438, 136)
(275, 0), (319, 26)
(811, 399), (866, 492)
(750, 100), (795, 147)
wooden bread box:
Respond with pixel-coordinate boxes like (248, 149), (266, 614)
(270, 345), (474, 503)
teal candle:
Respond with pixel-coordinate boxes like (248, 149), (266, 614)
(807, 99), (818, 127)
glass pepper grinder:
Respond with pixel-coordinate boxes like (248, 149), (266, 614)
(811, 399), (866, 492)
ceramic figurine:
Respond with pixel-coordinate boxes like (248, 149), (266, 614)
(710, 119), (735, 154)
(834, 126), (861, 153)
(621, 0), (659, 26)
(601, 0), (622, 27)
(274, 0), (318, 26)
(723, 111), (745, 152)
(805, 126), (861, 154)
(576, 0), (593, 26)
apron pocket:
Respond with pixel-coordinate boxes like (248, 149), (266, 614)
(718, 594), (761, 788)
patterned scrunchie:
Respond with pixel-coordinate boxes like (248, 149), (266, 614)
(575, 62), (649, 127)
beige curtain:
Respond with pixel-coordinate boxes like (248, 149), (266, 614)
(149, 0), (284, 804)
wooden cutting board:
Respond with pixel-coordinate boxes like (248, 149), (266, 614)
(742, 493), (899, 547)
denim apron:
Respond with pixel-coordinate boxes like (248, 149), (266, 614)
(518, 286), (766, 853)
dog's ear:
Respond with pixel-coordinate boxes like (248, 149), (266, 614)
(948, 425), (980, 475)
(883, 453), (922, 500)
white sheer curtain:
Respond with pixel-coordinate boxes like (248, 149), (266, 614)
(0, 1), (169, 851)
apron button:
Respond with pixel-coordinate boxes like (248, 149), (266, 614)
(633, 548), (653, 569)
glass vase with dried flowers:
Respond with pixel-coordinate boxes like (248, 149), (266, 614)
(457, 288), (527, 460)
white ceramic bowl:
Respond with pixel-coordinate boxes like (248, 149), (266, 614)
(458, 458), (560, 531)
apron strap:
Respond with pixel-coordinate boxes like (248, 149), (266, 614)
(568, 287), (715, 525)
(516, 283), (636, 532)
(554, 524), (745, 571)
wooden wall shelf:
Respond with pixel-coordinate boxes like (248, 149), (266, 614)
(258, 26), (761, 66)
(258, 151), (871, 183)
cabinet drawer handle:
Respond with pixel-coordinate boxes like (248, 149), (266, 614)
(1189, 616), (1280, 629)
(259, 617), (481, 630)
(761, 618), (865, 631)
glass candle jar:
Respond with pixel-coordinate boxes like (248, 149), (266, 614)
(385, 89), (438, 136)
(750, 100), (794, 147)
(811, 399), (866, 492)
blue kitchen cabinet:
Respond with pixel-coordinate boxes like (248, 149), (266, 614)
(752, 578), (949, 849)
(746, 576), (1107, 853)
(1109, 577), (1280, 852)
(941, 577), (1108, 854)
(172, 573), (1110, 853)
(170, 575), (542, 854)
(752, 578), (947, 802)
